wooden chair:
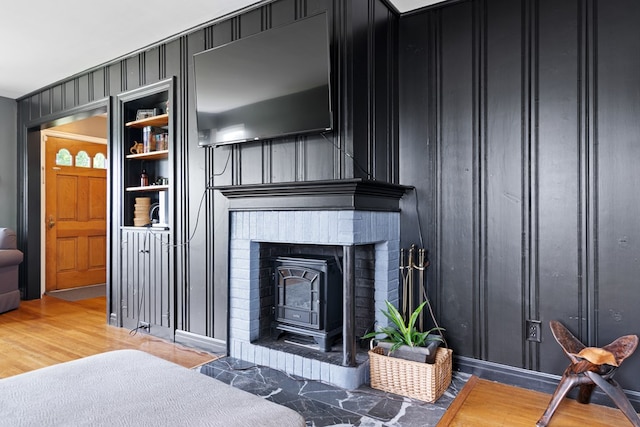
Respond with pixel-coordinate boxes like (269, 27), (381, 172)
(537, 320), (640, 427)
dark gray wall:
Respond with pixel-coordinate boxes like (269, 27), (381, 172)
(0, 96), (17, 229)
(399, 0), (640, 395)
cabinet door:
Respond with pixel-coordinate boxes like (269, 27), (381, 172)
(121, 228), (173, 339)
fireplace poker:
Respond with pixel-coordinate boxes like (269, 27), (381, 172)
(400, 248), (409, 317)
(417, 248), (425, 329)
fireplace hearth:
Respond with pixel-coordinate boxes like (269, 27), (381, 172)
(272, 255), (343, 352)
(227, 209), (401, 389)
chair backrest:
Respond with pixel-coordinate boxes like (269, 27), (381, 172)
(550, 320), (585, 363)
(0, 228), (17, 250)
(603, 335), (639, 365)
(550, 320), (639, 366)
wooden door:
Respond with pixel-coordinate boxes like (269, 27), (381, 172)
(45, 137), (107, 291)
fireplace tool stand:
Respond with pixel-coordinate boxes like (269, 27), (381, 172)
(399, 245), (445, 344)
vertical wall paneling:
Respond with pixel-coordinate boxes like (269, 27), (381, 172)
(373, 0), (397, 183)
(270, 138), (297, 183)
(350, 0), (370, 180)
(92, 68), (106, 100)
(471, 0), (485, 361)
(271, 0), (296, 26)
(144, 48), (158, 87)
(40, 90), (51, 118)
(398, 0), (640, 394)
(437, 1), (477, 358)
(594, 0), (640, 390)
(522, 0), (535, 371)
(175, 36), (190, 333)
(535, 0), (583, 375)
(185, 29), (210, 337)
(29, 95), (39, 122)
(482, 0), (525, 367)
(584, 0), (596, 349)
(63, 80), (76, 110)
(51, 85), (63, 114)
(78, 74), (90, 106)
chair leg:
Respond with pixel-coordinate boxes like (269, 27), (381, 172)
(586, 372), (640, 427)
(537, 372), (580, 427)
(577, 383), (596, 404)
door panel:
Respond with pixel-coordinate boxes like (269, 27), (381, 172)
(45, 137), (107, 291)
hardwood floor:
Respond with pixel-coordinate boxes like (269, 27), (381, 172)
(438, 375), (636, 426)
(0, 295), (219, 378)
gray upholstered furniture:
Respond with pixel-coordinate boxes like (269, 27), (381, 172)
(0, 228), (22, 313)
(0, 350), (306, 426)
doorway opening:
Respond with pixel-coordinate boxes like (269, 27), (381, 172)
(40, 114), (108, 297)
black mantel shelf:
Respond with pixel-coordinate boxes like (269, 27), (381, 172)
(214, 179), (410, 212)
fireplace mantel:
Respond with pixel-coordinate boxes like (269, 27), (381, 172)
(215, 179), (409, 211)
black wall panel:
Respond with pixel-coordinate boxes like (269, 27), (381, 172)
(184, 27), (217, 338)
(63, 81), (75, 110)
(483, 0), (524, 368)
(270, 139), (297, 183)
(302, 134), (337, 180)
(594, 0), (640, 390)
(399, 0), (640, 395)
(78, 74), (90, 106)
(535, 0), (583, 375)
(51, 84), (63, 114)
(240, 7), (264, 37)
(92, 69), (107, 100)
(40, 90), (51, 117)
(437, 1), (477, 358)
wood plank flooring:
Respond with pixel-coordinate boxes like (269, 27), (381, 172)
(0, 295), (219, 378)
(438, 375), (635, 426)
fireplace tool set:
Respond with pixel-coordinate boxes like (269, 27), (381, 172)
(399, 244), (442, 339)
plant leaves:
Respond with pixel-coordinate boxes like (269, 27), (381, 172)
(362, 300), (446, 349)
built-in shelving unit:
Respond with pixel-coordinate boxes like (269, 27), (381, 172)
(120, 94), (171, 226)
(114, 77), (175, 341)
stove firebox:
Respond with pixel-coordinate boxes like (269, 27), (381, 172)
(272, 255), (342, 352)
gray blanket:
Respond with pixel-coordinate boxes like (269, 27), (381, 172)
(0, 349), (305, 426)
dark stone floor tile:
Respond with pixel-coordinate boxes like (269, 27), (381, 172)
(198, 356), (470, 427)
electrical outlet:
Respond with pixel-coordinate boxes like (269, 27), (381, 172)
(139, 321), (150, 332)
(527, 320), (541, 343)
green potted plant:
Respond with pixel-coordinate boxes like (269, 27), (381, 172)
(363, 300), (444, 364)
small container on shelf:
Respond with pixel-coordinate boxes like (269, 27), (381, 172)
(155, 133), (168, 151)
(140, 169), (149, 187)
(133, 197), (151, 227)
(142, 126), (152, 153)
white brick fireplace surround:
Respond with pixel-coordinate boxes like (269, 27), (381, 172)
(228, 210), (400, 389)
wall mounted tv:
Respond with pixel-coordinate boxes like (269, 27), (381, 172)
(194, 13), (332, 147)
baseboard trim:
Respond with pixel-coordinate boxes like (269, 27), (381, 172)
(175, 330), (227, 354)
(454, 354), (640, 410)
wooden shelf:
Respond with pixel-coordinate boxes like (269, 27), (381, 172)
(126, 185), (169, 192)
(125, 114), (169, 128)
(126, 150), (169, 160)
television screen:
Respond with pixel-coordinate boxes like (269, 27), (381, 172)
(194, 13), (332, 146)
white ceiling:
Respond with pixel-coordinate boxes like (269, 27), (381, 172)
(0, 0), (447, 100)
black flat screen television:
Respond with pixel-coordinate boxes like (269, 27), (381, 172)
(194, 13), (332, 146)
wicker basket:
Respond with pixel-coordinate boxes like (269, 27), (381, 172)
(368, 346), (452, 403)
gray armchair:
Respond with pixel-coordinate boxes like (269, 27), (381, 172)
(0, 228), (23, 313)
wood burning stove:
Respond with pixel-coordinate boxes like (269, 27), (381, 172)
(272, 255), (342, 351)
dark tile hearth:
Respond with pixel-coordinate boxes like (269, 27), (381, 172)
(198, 356), (470, 426)
(254, 333), (371, 366)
